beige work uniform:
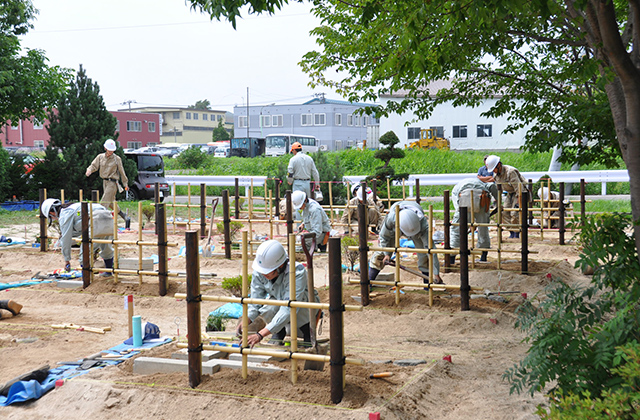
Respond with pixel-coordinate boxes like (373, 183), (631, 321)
(340, 196), (384, 232)
(86, 153), (128, 209)
(494, 164), (528, 230)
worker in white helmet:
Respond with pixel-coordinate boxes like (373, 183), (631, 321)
(85, 139), (130, 228)
(369, 201), (443, 285)
(537, 187), (573, 228)
(41, 198), (114, 276)
(485, 155), (531, 239)
(341, 183), (384, 234)
(292, 190), (331, 252)
(449, 178), (498, 264)
(287, 142), (320, 199)
(237, 240), (319, 348)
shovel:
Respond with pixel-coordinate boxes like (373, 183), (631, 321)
(203, 198), (219, 258)
(301, 232), (327, 371)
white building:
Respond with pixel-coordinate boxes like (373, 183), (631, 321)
(379, 81), (530, 151)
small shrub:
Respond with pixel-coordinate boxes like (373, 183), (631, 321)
(221, 274), (250, 296)
(216, 220), (244, 241)
(341, 236), (360, 271)
(141, 204), (155, 223)
(206, 313), (231, 332)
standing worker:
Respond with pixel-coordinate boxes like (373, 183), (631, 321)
(41, 198), (115, 277)
(449, 178), (498, 263)
(368, 201), (443, 285)
(237, 240), (319, 347)
(477, 155), (495, 183)
(341, 184), (384, 234)
(485, 155), (530, 238)
(292, 191), (331, 252)
(287, 142), (320, 199)
(85, 139), (131, 228)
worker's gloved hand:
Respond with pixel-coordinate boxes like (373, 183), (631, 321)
(64, 262), (71, 272)
(489, 208), (498, 217)
(382, 254), (390, 266)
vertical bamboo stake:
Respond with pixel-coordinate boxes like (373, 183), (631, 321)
(248, 180), (254, 246)
(394, 206), (400, 305)
(185, 230), (202, 388)
(89, 202), (96, 279)
(268, 190), (274, 239)
(428, 205), (434, 307)
(497, 185), (503, 270)
(113, 201), (119, 284)
(79, 189), (83, 202)
(328, 181), (335, 221)
(127, 294), (134, 338)
(345, 182), (352, 235)
(223, 190), (231, 259)
(443, 190), (451, 273)
(172, 183), (177, 234)
(61, 190), (65, 204)
(386, 178), (391, 209)
(521, 191), (529, 274)
(469, 190), (476, 270)
(138, 201), (143, 284)
(241, 230), (249, 379)
(235, 178), (240, 220)
(288, 234), (298, 384)
(187, 183), (192, 230)
(264, 182), (268, 217)
(358, 201), (369, 306)
(402, 179), (406, 200)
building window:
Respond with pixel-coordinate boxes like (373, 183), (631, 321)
(217, 115), (221, 121)
(272, 115), (283, 127)
(127, 121), (142, 132)
(477, 124), (493, 137)
(11, 125), (17, 130)
(347, 114), (353, 126)
(127, 141), (142, 149)
(172, 112), (180, 119)
(238, 116), (248, 128)
(362, 116), (369, 126)
(186, 112), (191, 120)
(335, 113), (342, 126)
(452, 125), (467, 138)
(314, 113), (326, 126)
(202, 114), (208, 121)
(33, 119), (44, 130)
(407, 127), (421, 140)
(193, 113), (198, 120)
(116, 121), (120, 132)
(261, 115), (271, 127)
(301, 113), (313, 126)
(147, 142), (157, 146)
(34, 140), (45, 148)
(354, 115), (360, 126)
(430, 126), (444, 138)
(148, 121), (156, 132)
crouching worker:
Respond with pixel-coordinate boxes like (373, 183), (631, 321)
(237, 240), (319, 348)
(41, 198), (115, 277)
(369, 201), (443, 286)
(341, 184), (384, 235)
(292, 190), (331, 253)
(449, 178), (498, 264)
(537, 187), (573, 228)
(0, 300), (23, 319)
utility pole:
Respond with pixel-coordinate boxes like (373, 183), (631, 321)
(246, 87), (249, 137)
(121, 100), (137, 111)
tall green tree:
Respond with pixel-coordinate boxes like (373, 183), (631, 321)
(212, 119), (230, 142)
(42, 65), (134, 200)
(188, 0), (640, 260)
(368, 130), (408, 183)
(0, 0), (71, 124)
(189, 99), (211, 110)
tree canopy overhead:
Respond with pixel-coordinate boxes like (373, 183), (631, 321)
(189, 0), (640, 257)
(0, 0), (71, 124)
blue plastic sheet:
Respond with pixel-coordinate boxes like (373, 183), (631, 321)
(209, 302), (243, 319)
(0, 200), (40, 211)
(0, 280), (52, 291)
(399, 238), (415, 248)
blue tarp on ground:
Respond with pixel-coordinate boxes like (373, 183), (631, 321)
(0, 337), (172, 406)
(0, 200), (39, 211)
(0, 280), (52, 291)
(209, 302), (243, 319)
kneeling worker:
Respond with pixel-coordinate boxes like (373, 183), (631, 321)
(341, 184), (384, 234)
(292, 190), (331, 252)
(449, 178), (498, 263)
(41, 198), (115, 276)
(369, 201), (443, 285)
(237, 240), (319, 347)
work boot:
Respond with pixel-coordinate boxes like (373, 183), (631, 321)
(479, 251), (488, 262)
(421, 271), (430, 290)
(509, 231), (515, 239)
(368, 267), (380, 291)
(514, 232), (520, 239)
(118, 210), (131, 230)
(449, 255), (456, 265)
(100, 258), (114, 278)
(0, 299), (22, 316)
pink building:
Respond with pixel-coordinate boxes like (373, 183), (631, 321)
(2, 111), (161, 150)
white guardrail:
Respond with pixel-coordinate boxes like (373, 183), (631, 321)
(167, 170), (629, 196)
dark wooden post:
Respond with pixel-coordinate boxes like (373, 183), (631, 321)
(275, 179), (281, 220)
(371, 179), (378, 206)
(154, 182), (160, 235)
(222, 190), (231, 259)
(415, 178), (421, 205)
(285, 190), (293, 239)
(328, 237), (344, 404)
(459, 206), (469, 311)
(580, 179), (586, 224)
(81, 202), (91, 288)
(185, 230), (202, 388)
(157, 203), (168, 296)
(443, 190), (451, 272)
(528, 179), (534, 226)
(521, 190), (529, 274)
(234, 178), (240, 219)
(91, 190), (99, 202)
(200, 183), (206, 239)
(39, 189), (47, 252)
(559, 182), (566, 245)
(358, 201), (370, 306)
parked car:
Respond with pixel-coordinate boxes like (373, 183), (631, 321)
(200, 145), (216, 155)
(124, 152), (170, 201)
(214, 146), (230, 158)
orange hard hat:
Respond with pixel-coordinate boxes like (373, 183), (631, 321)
(290, 142), (302, 152)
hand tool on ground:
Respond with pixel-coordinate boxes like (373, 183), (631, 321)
(51, 323), (111, 334)
(370, 372), (394, 379)
(301, 232), (327, 371)
(203, 198), (219, 258)
(0, 365), (50, 396)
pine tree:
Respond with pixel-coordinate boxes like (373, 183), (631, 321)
(368, 130), (408, 183)
(42, 65), (134, 200)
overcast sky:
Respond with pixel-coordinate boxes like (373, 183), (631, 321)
(20, 0), (340, 113)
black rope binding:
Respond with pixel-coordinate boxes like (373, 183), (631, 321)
(329, 304), (345, 313)
(187, 344), (203, 353)
(186, 294), (202, 303)
(329, 356), (346, 366)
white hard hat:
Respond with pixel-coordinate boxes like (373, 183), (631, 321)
(485, 155), (500, 172)
(104, 139), (117, 151)
(291, 190), (306, 210)
(252, 240), (288, 274)
(399, 209), (421, 237)
(41, 198), (61, 221)
(352, 184), (371, 199)
(538, 187), (550, 201)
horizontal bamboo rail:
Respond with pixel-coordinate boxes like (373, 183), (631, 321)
(174, 293), (362, 312)
(92, 268), (179, 277)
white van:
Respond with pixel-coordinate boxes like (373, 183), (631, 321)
(214, 146), (230, 158)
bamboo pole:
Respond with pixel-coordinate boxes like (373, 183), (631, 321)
(173, 293), (361, 312)
(347, 278), (482, 292)
(91, 268), (180, 277)
(497, 185), (503, 270)
(88, 239), (178, 246)
(113, 201), (120, 284)
(288, 233), (298, 384)
(394, 206), (400, 305)
(358, 200), (369, 306)
(428, 205), (434, 307)
(138, 201), (143, 284)
(241, 230), (249, 379)
(268, 190), (274, 240)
